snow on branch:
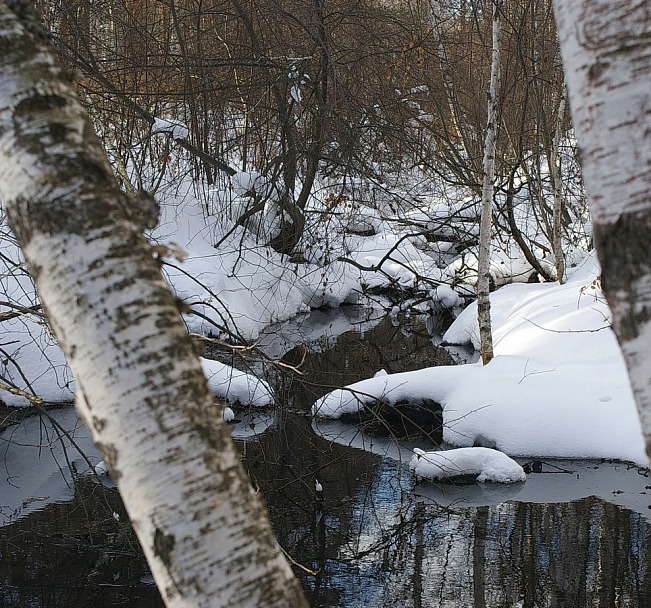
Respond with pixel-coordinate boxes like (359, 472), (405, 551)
(152, 117), (190, 140)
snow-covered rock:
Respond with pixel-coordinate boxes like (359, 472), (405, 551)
(410, 447), (526, 483)
(93, 460), (109, 476)
(433, 284), (462, 309)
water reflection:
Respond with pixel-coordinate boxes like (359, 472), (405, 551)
(251, 435), (651, 607)
(271, 313), (460, 414)
(1, 309), (651, 607)
(0, 477), (159, 607)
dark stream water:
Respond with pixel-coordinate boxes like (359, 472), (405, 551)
(2, 307), (651, 607)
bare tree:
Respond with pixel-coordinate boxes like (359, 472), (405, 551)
(409, 0), (578, 286)
(477, 0), (502, 365)
(428, 0), (475, 174)
(553, 0), (651, 457)
(0, 2), (308, 606)
(549, 83), (567, 284)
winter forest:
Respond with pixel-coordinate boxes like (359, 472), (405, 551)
(1, 0), (650, 606)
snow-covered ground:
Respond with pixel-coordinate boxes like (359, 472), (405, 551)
(313, 252), (648, 467)
(1, 176), (472, 405)
(1, 173), (647, 470)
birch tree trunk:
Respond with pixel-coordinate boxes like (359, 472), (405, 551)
(0, 2), (308, 606)
(549, 84), (567, 284)
(477, 0), (502, 365)
(553, 0), (651, 458)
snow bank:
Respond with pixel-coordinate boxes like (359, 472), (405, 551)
(313, 253), (649, 467)
(152, 117), (189, 140)
(153, 195), (310, 339)
(311, 365), (464, 419)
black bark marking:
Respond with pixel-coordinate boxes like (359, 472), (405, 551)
(14, 93), (67, 115)
(588, 60), (609, 81)
(6, 0), (51, 43)
(154, 527), (176, 570)
(594, 212), (651, 341)
(91, 415), (107, 432)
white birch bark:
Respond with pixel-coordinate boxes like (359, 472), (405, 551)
(0, 2), (308, 606)
(553, 0), (651, 459)
(550, 84), (567, 284)
(477, 0), (502, 365)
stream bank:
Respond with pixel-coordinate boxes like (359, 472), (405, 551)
(1, 306), (651, 607)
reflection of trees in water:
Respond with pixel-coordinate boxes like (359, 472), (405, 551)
(402, 497), (651, 608)
(473, 506), (488, 608)
(240, 413), (379, 606)
(472, 499), (642, 606)
(0, 477), (162, 607)
(275, 316), (455, 412)
(3, 418), (651, 608)
(248, 419), (651, 608)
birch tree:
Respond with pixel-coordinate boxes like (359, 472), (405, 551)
(477, 0), (502, 365)
(549, 83), (567, 284)
(0, 2), (308, 606)
(552, 0), (651, 457)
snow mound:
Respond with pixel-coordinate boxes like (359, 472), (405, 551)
(410, 447), (526, 483)
(200, 358), (273, 407)
(433, 284), (462, 309)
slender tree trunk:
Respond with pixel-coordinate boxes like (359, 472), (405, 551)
(0, 2), (309, 606)
(477, 0), (502, 365)
(428, 0), (475, 176)
(230, 0), (304, 254)
(550, 84), (567, 284)
(553, 0), (651, 459)
(294, 0), (330, 213)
